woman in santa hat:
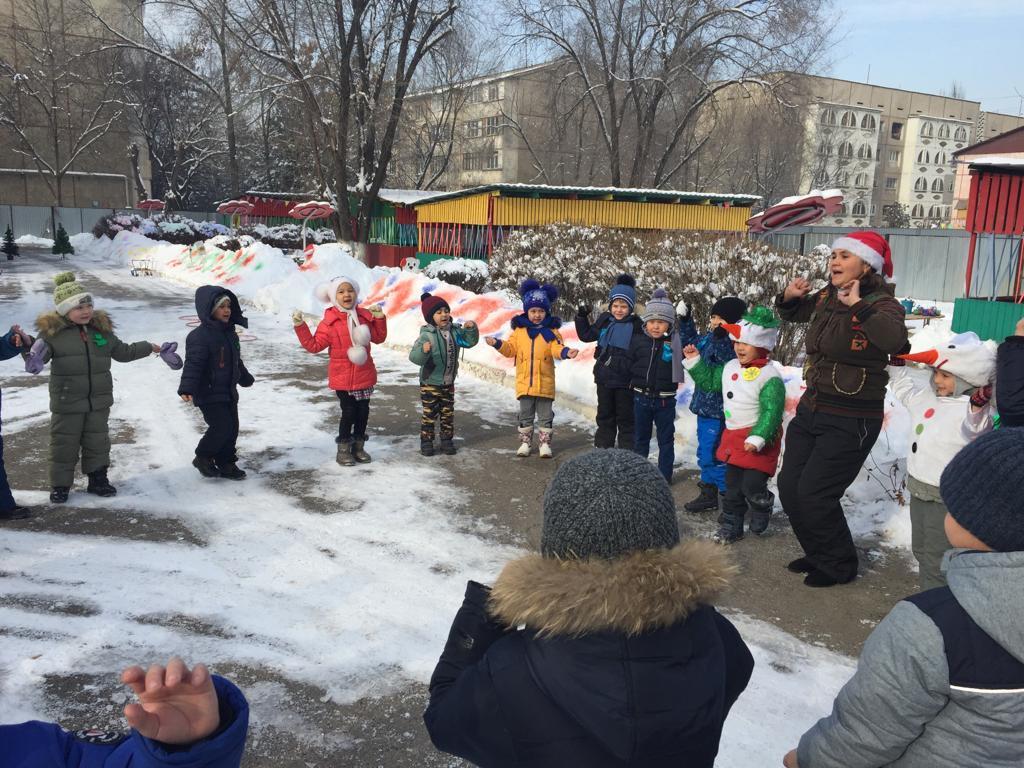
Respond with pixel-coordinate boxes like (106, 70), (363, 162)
(774, 231), (909, 587)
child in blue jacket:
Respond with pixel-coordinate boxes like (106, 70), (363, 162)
(1, 657), (248, 768)
(678, 296), (747, 512)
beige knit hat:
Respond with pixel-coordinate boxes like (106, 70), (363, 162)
(53, 272), (93, 315)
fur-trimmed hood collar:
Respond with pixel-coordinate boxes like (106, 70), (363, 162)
(36, 309), (113, 338)
(511, 312), (562, 330)
(489, 540), (734, 637)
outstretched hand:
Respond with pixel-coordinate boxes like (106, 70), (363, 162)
(369, 304), (385, 319)
(783, 277), (812, 302)
(150, 343), (161, 354)
(783, 749), (800, 768)
(485, 337), (500, 348)
(121, 658), (219, 745)
(566, 348), (579, 359)
(291, 310), (305, 327)
(683, 344), (699, 360)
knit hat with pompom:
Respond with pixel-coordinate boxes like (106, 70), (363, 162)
(53, 272), (93, 315)
(421, 292), (451, 325)
(641, 287), (676, 329)
(608, 273), (637, 310)
(521, 278), (559, 314)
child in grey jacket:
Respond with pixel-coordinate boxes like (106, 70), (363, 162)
(785, 427), (1024, 768)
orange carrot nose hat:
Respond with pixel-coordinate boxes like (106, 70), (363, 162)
(898, 331), (996, 394)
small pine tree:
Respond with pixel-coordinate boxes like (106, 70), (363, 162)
(52, 224), (74, 258)
(1, 225), (18, 260)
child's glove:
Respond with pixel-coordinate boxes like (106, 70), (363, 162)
(291, 310), (305, 326)
(159, 341), (184, 370)
(369, 304), (385, 319)
(577, 304), (590, 317)
(675, 300), (689, 318)
(970, 385), (993, 409)
(239, 370), (255, 387)
(25, 338), (46, 374)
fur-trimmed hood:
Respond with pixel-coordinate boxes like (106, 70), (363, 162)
(36, 309), (113, 338)
(511, 312), (562, 330)
(489, 540), (734, 637)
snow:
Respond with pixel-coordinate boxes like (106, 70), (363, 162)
(967, 155), (1024, 168)
(374, 188), (449, 205)
(423, 257), (489, 279)
(14, 234), (54, 248)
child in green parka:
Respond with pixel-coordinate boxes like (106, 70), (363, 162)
(409, 292), (479, 456)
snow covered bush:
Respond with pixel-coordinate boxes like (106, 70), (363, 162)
(423, 257), (489, 293)
(489, 224), (829, 364)
(237, 223), (336, 250)
(92, 213), (230, 245)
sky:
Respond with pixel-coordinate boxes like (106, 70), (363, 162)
(827, 1), (1024, 115)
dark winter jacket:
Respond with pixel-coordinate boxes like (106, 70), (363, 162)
(35, 311), (153, 414)
(575, 311), (644, 389)
(1, 675), (249, 768)
(178, 286), (254, 407)
(423, 541), (753, 768)
(409, 322), (480, 386)
(629, 331), (678, 396)
(996, 334), (1024, 427)
(775, 274), (907, 418)
(797, 549), (1024, 767)
(678, 315), (736, 418)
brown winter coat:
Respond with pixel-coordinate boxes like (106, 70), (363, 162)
(776, 274), (907, 418)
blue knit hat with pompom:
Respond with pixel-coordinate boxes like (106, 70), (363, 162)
(521, 278), (558, 314)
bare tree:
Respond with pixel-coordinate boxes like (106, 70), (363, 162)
(504, 0), (830, 188)
(0, 0), (130, 206)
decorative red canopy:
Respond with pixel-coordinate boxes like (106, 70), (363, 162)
(137, 199), (165, 212)
(289, 201), (335, 220)
(747, 190), (844, 233)
(217, 200), (256, 216)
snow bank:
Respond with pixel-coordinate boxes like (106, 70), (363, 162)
(15, 234), (54, 248)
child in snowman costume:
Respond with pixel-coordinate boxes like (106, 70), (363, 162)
(293, 275), (387, 465)
(889, 331), (997, 589)
(684, 306), (786, 544)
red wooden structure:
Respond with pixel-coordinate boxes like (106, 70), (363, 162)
(963, 159), (1024, 300)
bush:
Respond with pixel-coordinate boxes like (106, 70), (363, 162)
(488, 223), (830, 364)
(237, 223), (337, 250)
(91, 213), (230, 244)
(423, 257), (489, 294)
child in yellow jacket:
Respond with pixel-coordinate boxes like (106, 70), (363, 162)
(486, 279), (578, 458)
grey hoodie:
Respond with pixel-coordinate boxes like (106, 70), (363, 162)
(797, 549), (1024, 767)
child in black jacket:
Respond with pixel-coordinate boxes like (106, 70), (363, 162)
(575, 274), (644, 449)
(997, 317), (1024, 428)
(178, 286), (254, 480)
(629, 288), (684, 482)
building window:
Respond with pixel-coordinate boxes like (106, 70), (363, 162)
(837, 141), (854, 158)
(888, 149), (901, 165)
(484, 115), (501, 136)
(820, 108), (837, 126)
(914, 177), (928, 192)
(917, 150), (930, 164)
(466, 87), (482, 104)
(871, 204), (877, 215)
(920, 122), (935, 138)
(891, 122), (903, 139)
(954, 126), (968, 142)
(937, 124), (950, 139)
(885, 177), (897, 190)
(429, 125), (452, 141)
(855, 173), (868, 188)
(858, 144), (873, 160)
(465, 120), (481, 138)
(485, 150), (501, 170)
(486, 83), (499, 101)
(911, 204), (925, 218)
(932, 178), (944, 192)
(841, 111), (857, 127)
(934, 151), (947, 165)
(462, 153), (481, 171)
(818, 141), (833, 156)
(852, 201), (867, 216)
(861, 114), (877, 130)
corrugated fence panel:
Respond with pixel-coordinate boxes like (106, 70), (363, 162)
(55, 208), (84, 235)
(491, 196), (748, 231)
(415, 194), (490, 225)
(888, 233), (968, 301)
(12, 206), (55, 237)
(0, 206), (12, 234)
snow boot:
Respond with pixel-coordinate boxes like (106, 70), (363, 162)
(713, 509), (744, 545)
(336, 440), (356, 466)
(439, 439), (457, 455)
(0, 505), (32, 520)
(351, 439), (372, 464)
(747, 490), (775, 535)
(217, 462), (247, 481)
(684, 482), (720, 513)
(86, 467), (117, 497)
(516, 427), (533, 457)
(787, 557), (815, 574)
(803, 569), (851, 588)
(538, 429), (553, 459)
(421, 440), (435, 457)
(49, 486), (70, 504)
(193, 456), (220, 478)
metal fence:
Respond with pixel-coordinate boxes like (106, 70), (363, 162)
(0, 205), (221, 239)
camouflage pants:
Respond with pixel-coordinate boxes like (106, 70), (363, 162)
(420, 384), (455, 442)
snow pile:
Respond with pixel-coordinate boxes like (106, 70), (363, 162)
(423, 257), (488, 280)
(14, 234), (54, 248)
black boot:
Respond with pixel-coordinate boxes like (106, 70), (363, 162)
(684, 482), (720, 513)
(787, 557), (814, 574)
(747, 490), (775, 535)
(420, 440), (435, 457)
(439, 439), (457, 455)
(217, 461), (247, 481)
(336, 439), (356, 466)
(0, 505), (32, 520)
(50, 486), (70, 504)
(713, 509), (744, 544)
(803, 569), (853, 588)
(86, 467), (117, 497)
(351, 439), (371, 464)
(193, 456), (220, 478)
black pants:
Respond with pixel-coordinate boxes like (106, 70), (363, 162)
(595, 385), (635, 449)
(337, 391), (370, 443)
(722, 465), (771, 531)
(197, 401), (239, 465)
(777, 404), (882, 581)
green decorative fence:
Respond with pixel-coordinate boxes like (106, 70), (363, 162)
(952, 298), (1024, 341)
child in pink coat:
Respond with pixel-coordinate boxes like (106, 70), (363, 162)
(293, 275), (387, 465)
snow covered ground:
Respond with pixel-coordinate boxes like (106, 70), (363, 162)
(0, 239), (907, 763)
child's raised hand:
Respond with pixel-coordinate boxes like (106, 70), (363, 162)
(463, 320), (476, 330)
(291, 310), (305, 326)
(369, 304), (385, 318)
(423, 341), (432, 353)
(150, 343), (161, 354)
(121, 658), (219, 746)
(743, 441), (759, 453)
(485, 336), (500, 348)
(567, 348), (579, 359)
(783, 277), (812, 301)
(683, 344), (699, 359)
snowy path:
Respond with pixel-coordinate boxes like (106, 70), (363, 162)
(1, 251), (888, 766)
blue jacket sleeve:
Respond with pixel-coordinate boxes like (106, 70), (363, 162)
(0, 676), (249, 768)
(0, 329), (22, 361)
(997, 335), (1024, 428)
(177, 329), (208, 397)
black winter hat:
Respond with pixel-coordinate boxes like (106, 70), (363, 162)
(421, 292), (451, 325)
(541, 449), (680, 560)
(940, 429), (1024, 552)
(710, 297), (747, 324)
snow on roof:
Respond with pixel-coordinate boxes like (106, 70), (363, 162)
(967, 156), (1024, 168)
(413, 183), (760, 206)
(375, 188), (449, 205)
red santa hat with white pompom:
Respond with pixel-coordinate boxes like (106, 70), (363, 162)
(830, 231), (893, 280)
